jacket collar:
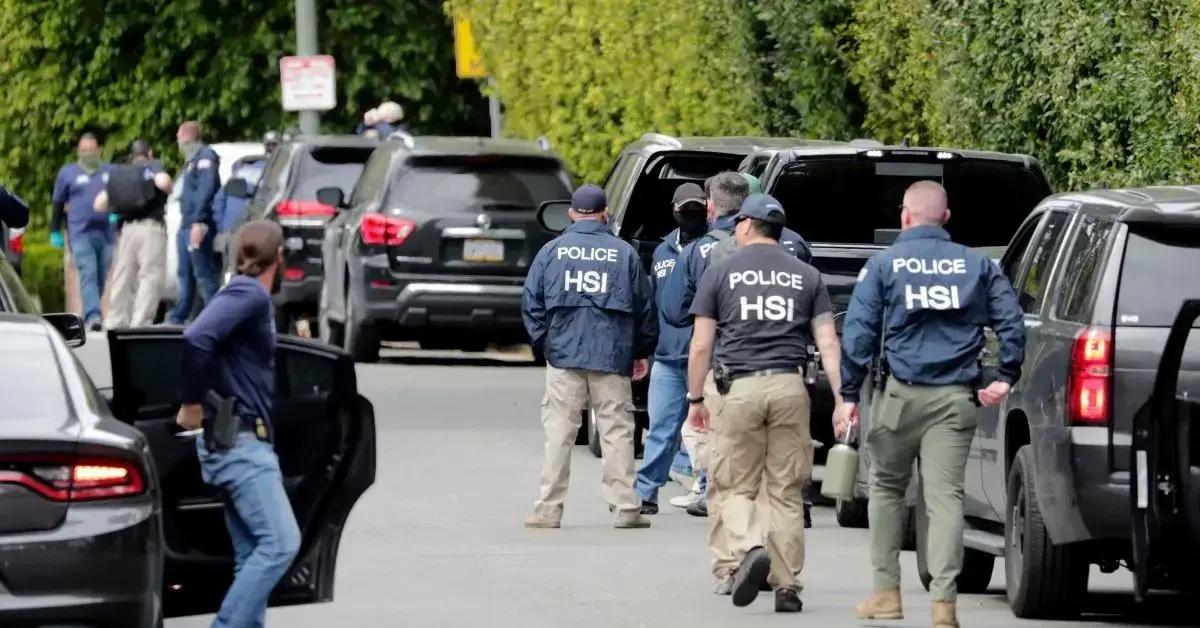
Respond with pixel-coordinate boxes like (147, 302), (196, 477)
(711, 213), (737, 232)
(566, 219), (613, 235)
(896, 225), (951, 243)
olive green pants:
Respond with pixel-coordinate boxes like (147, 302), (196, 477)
(867, 377), (976, 602)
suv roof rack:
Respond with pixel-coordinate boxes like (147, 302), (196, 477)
(387, 130), (416, 148)
(640, 132), (682, 148)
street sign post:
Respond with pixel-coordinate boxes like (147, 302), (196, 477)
(452, 12), (500, 138)
(280, 55), (336, 114)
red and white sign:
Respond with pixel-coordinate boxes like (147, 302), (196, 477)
(280, 55), (337, 112)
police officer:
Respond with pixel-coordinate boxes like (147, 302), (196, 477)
(522, 184), (658, 529)
(840, 181), (1024, 628)
(686, 193), (844, 612)
(169, 120), (221, 325)
(177, 220), (299, 627)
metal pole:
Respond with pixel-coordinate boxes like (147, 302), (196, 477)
(488, 78), (501, 139)
(296, 0), (320, 135)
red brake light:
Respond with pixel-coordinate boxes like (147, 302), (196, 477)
(1068, 327), (1112, 425)
(8, 232), (23, 255)
(277, 199), (335, 218)
(0, 455), (146, 502)
(284, 267), (306, 281)
(361, 213), (416, 246)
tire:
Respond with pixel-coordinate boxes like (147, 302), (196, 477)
(915, 486), (995, 593)
(835, 496), (870, 528)
(1005, 445), (1088, 618)
(587, 408), (602, 458)
(318, 285), (344, 347)
(343, 293), (380, 363)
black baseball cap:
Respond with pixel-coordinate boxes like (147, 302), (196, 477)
(736, 193), (787, 226)
(672, 182), (705, 209)
(571, 184), (607, 214)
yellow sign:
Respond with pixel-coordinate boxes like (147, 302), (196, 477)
(453, 13), (487, 79)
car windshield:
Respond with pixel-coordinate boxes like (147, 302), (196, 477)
(293, 146), (375, 200)
(768, 156), (1049, 247)
(385, 156), (570, 212)
(1117, 225), (1200, 327)
(0, 332), (69, 420)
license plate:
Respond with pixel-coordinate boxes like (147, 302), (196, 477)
(463, 239), (504, 262)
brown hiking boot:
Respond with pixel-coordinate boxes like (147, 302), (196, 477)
(855, 588), (903, 620)
(523, 514), (561, 529)
(613, 514), (651, 529)
(932, 601), (958, 627)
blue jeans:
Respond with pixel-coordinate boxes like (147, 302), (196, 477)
(198, 435), (300, 628)
(636, 361), (692, 503)
(70, 230), (112, 323)
(170, 223), (220, 324)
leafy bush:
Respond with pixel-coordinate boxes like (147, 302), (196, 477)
(21, 237), (65, 313)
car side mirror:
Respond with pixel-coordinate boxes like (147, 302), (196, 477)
(224, 177), (251, 199)
(537, 200), (572, 234)
(43, 313), (85, 348)
(316, 186), (345, 210)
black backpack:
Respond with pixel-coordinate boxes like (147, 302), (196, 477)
(106, 164), (157, 214)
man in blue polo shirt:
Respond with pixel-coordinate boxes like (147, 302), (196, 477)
(50, 133), (115, 331)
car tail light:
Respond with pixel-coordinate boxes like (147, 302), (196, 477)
(277, 199), (335, 218)
(361, 213), (416, 246)
(284, 267), (306, 281)
(8, 231), (23, 255)
(0, 455), (146, 502)
(1068, 327), (1112, 425)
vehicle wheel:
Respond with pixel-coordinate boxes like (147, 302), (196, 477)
(1005, 445), (1088, 618)
(318, 282), (344, 346)
(587, 408), (602, 458)
(835, 496), (869, 528)
(343, 294), (379, 363)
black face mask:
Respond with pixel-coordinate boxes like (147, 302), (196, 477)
(674, 208), (708, 242)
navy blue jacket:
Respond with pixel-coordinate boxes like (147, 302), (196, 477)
(522, 220), (657, 376)
(0, 186), (29, 229)
(651, 228), (700, 365)
(179, 145), (221, 226)
(180, 276), (277, 438)
(213, 160), (264, 233)
(839, 225), (1025, 403)
(660, 213), (813, 329)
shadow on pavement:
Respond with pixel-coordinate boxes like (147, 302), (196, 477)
(974, 590), (1200, 626)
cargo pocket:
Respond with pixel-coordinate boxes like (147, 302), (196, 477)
(870, 384), (908, 434)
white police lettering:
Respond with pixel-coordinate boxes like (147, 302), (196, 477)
(653, 258), (675, 279)
(555, 246), (619, 262)
(564, 270), (608, 293)
(891, 257), (967, 275)
(699, 241), (715, 258)
(728, 270), (804, 291)
(740, 296), (795, 321)
(905, 284), (961, 310)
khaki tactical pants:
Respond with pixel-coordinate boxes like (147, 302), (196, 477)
(107, 220), (166, 328)
(867, 377), (976, 601)
(534, 366), (640, 521)
(708, 372), (812, 589)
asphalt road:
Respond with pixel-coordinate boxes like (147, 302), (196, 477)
(73, 336), (1197, 627)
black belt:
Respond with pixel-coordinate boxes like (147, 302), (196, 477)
(729, 367), (802, 382)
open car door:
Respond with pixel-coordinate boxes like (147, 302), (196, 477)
(106, 328), (376, 617)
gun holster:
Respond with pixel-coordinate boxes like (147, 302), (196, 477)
(202, 391), (239, 453)
(873, 356), (890, 392)
(713, 362), (732, 396)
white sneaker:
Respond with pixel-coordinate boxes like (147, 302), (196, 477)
(670, 488), (703, 509)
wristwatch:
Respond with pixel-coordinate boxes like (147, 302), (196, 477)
(687, 394), (705, 405)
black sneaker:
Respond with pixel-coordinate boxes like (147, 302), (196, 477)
(775, 587), (803, 613)
(731, 547), (771, 607)
(86, 317), (103, 333)
(640, 501), (658, 515)
(687, 500), (708, 517)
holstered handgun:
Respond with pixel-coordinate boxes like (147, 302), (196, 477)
(873, 355), (890, 393)
(805, 344), (819, 387)
(713, 361), (731, 395)
(203, 391), (238, 453)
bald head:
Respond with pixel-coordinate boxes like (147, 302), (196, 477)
(177, 121), (202, 143)
(901, 180), (950, 228)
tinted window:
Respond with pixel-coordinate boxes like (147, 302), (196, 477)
(253, 143), (294, 207)
(385, 156), (570, 212)
(1002, 217), (1040, 282)
(0, 332), (68, 420)
(1117, 226), (1200, 327)
(349, 149), (392, 206)
(768, 157), (1049, 246)
(1017, 211), (1071, 314)
(604, 155), (635, 200)
(1055, 215), (1114, 322)
(292, 146), (375, 200)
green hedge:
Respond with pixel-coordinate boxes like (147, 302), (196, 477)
(21, 237), (64, 313)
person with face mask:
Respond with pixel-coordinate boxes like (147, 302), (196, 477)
(169, 120), (222, 325)
(633, 182), (709, 515)
(176, 220), (299, 628)
(50, 132), (116, 331)
(521, 184), (658, 530)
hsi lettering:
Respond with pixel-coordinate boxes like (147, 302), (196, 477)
(740, 295), (794, 322)
(653, 258), (676, 279)
(905, 284), (960, 310)
(565, 270), (608, 294)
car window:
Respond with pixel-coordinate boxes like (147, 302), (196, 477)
(385, 156), (571, 213)
(1055, 215), (1114, 322)
(0, 333), (69, 420)
(1117, 224), (1200, 327)
(617, 152), (744, 240)
(1001, 216), (1042, 283)
(292, 146), (374, 200)
(744, 154), (770, 178)
(0, 255), (39, 314)
(603, 155), (635, 202)
(252, 143), (295, 208)
(1017, 210), (1071, 314)
(350, 149), (392, 206)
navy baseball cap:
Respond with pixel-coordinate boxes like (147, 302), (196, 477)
(736, 193), (787, 226)
(571, 184), (607, 214)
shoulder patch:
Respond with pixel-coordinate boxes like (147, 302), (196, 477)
(197, 159), (213, 170)
(74, 174), (89, 185)
(857, 267), (869, 282)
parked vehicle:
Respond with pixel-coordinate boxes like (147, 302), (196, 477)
(246, 135), (377, 334)
(743, 143), (1051, 526)
(871, 186), (1200, 618)
(318, 135), (571, 361)
(5, 227), (23, 275)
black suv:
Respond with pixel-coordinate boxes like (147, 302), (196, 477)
(247, 135), (378, 332)
(317, 135), (572, 362)
(892, 187), (1200, 618)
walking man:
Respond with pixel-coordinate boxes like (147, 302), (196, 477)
(177, 220), (299, 627)
(840, 181), (1024, 627)
(686, 193), (844, 612)
(50, 133), (115, 331)
(96, 139), (172, 328)
(635, 182), (709, 514)
(169, 120), (221, 325)
(522, 184), (658, 529)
